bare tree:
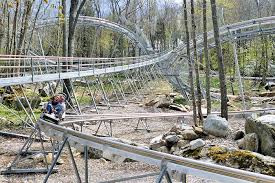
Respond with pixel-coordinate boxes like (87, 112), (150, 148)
(62, 0), (68, 57)
(64, 0), (87, 95)
(203, 0), (211, 114)
(190, 0), (203, 124)
(210, 0), (228, 120)
(17, 0), (34, 55)
(183, 0), (197, 125)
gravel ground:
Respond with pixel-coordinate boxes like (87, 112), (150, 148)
(0, 81), (247, 183)
(0, 101), (245, 183)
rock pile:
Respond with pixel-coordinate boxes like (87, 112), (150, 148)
(237, 115), (275, 157)
(144, 93), (191, 112)
(149, 117), (275, 176)
(149, 124), (206, 155)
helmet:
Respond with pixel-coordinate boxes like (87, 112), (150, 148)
(58, 93), (67, 101)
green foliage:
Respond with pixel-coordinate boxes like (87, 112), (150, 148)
(173, 95), (187, 105)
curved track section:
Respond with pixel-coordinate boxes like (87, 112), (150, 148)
(0, 16), (275, 88)
(36, 16), (153, 54)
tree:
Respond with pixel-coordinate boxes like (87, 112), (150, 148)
(183, 0), (197, 125)
(17, 0), (34, 55)
(64, 0), (87, 96)
(190, 0), (203, 124)
(210, 0), (228, 120)
(203, 0), (211, 114)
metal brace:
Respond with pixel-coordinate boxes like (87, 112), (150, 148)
(156, 159), (173, 183)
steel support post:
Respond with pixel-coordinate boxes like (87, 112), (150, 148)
(180, 173), (187, 183)
(38, 127), (49, 169)
(126, 71), (141, 97)
(115, 74), (128, 99)
(20, 85), (37, 121)
(109, 78), (121, 105)
(156, 160), (173, 183)
(84, 77), (99, 114)
(8, 127), (37, 168)
(111, 75), (127, 104)
(123, 72), (137, 96)
(11, 86), (35, 127)
(70, 78), (83, 114)
(232, 41), (246, 112)
(84, 145), (89, 183)
(67, 141), (82, 183)
(97, 77), (111, 109)
(44, 137), (68, 183)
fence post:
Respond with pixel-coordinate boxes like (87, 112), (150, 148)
(58, 58), (61, 79)
(31, 58), (34, 82)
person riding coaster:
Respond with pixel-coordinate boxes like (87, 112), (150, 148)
(41, 94), (66, 124)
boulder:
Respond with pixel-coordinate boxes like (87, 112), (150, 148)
(103, 151), (126, 163)
(156, 146), (169, 153)
(170, 144), (181, 154)
(203, 115), (229, 137)
(245, 115), (275, 157)
(237, 133), (259, 152)
(150, 135), (166, 150)
(165, 135), (179, 146)
(193, 126), (207, 137)
(150, 135), (163, 144)
(234, 130), (245, 141)
(190, 139), (205, 150)
(180, 124), (193, 131)
(181, 130), (199, 140)
(177, 140), (189, 148)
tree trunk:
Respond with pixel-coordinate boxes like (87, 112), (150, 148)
(183, 0), (197, 125)
(191, 0), (203, 124)
(62, 0), (68, 57)
(11, 0), (19, 55)
(64, 0), (87, 96)
(203, 0), (211, 115)
(210, 0), (228, 120)
(17, 0), (33, 55)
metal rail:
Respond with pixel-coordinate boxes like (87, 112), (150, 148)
(38, 119), (275, 183)
(0, 16), (275, 88)
(35, 16), (152, 54)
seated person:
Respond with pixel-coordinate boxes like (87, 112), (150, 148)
(42, 95), (66, 123)
(45, 95), (60, 114)
(55, 95), (66, 120)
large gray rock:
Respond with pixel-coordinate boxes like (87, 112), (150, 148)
(150, 135), (166, 150)
(237, 133), (259, 152)
(190, 139), (205, 150)
(203, 115), (229, 137)
(181, 130), (198, 140)
(103, 151), (126, 163)
(165, 135), (179, 145)
(245, 115), (275, 157)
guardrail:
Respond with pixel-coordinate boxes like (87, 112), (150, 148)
(0, 50), (172, 87)
(38, 119), (275, 183)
